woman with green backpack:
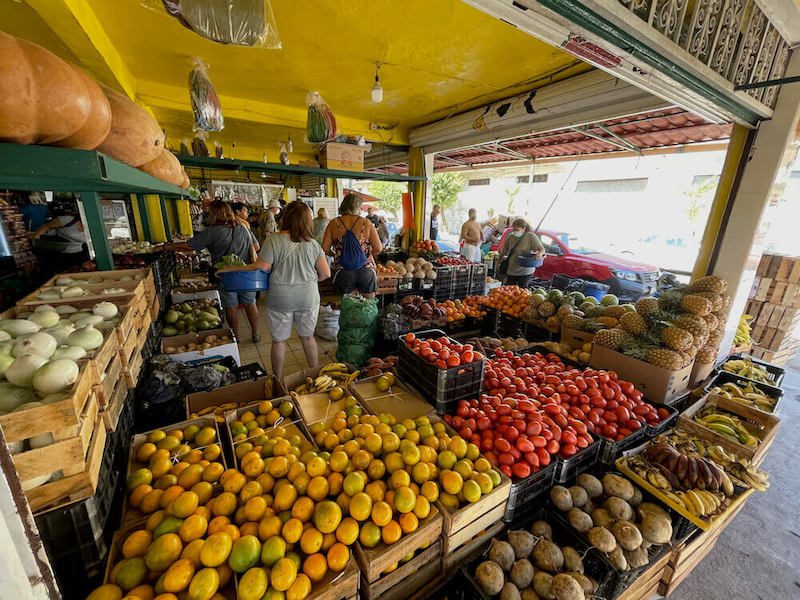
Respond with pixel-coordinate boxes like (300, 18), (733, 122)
(321, 194), (383, 298)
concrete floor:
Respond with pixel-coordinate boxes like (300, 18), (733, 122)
(669, 366), (800, 599)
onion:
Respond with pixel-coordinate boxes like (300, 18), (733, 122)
(33, 359), (79, 395)
(45, 324), (75, 345)
(38, 290), (62, 301)
(34, 305), (56, 313)
(28, 311), (60, 329)
(0, 331), (10, 342)
(55, 276), (75, 285)
(93, 301), (118, 319)
(51, 346), (86, 360)
(41, 393), (69, 404)
(67, 326), (103, 350)
(62, 286), (87, 298)
(5, 355), (48, 387)
(68, 311), (93, 323)
(12, 332), (57, 359)
(74, 315), (105, 328)
(0, 382), (36, 411)
(0, 352), (14, 378)
(55, 305), (78, 315)
(0, 319), (41, 337)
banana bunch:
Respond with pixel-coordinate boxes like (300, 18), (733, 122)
(642, 441), (734, 496)
(705, 445), (770, 492)
(733, 315), (752, 347)
(293, 363), (360, 394)
(709, 380), (776, 413)
(191, 401), (239, 422)
(627, 456), (673, 490)
(667, 489), (725, 518)
(722, 358), (772, 385)
(694, 406), (760, 447)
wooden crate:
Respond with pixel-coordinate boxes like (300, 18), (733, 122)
(349, 376), (433, 421)
(123, 349), (144, 388)
(439, 474), (510, 554)
(120, 327), (139, 369)
(94, 352), (124, 409)
(18, 278), (145, 308)
(101, 377), (129, 432)
(41, 268), (151, 289)
(359, 540), (442, 600)
(234, 555), (359, 600)
(149, 295), (160, 320)
(659, 502), (746, 596)
(616, 546), (672, 600)
(354, 508), (443, 584)
(442, 520), (504, 574)
(679, 394), (780, 463)
(26, 416), (107, 513)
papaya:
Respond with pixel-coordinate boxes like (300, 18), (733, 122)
(140, 149), (186, 187)
(97, 84), (164, 167)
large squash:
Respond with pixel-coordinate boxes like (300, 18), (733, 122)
(53, 65), (112, 150)
(0, 32), (95, 145)
(97, 85), (165, 167)
(139, 149), (185, 187)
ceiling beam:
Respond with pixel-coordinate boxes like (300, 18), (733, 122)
(25, 0), (138, 99)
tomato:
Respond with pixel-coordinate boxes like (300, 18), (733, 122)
(500, 464), (513, 478)
(460, 427), (473, 439)
(509, 447), (521, 460)
(561, 431), (577, 446)
(576, 434), (591, 448)
(480, 438), (494, 453)
(436, 359), (447, 369)
(512, 462), (531, 479)
(477, 417), (492, 431)
(494, 438), (512, 453)
(535, 447), (551, 466)
(404, 333), (416, 344)
(447, 355), (461, 368)
(524, 451), (540, 468)
(526, 421), (542, 436)
(546, 439), (560, 455)
(560, 443), (577, 457)
(516, 437), (534, 453)
(498, 452), (514, 466)
(505, 426), (520, 443)
(615, 406), (631, 422)
(462, 351), (474, 364)
(429, 340), (442, 352)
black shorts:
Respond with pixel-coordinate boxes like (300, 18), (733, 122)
(332, 267), (377, 295)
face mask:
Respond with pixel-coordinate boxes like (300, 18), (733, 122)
(512, 230), (524, 237)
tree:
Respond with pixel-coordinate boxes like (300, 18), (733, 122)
(430, 172), (464, 230)
(367, 181), (405, 219)
(504, 184), (521, 213)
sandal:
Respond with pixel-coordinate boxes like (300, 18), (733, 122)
(252, 335), (261, 343)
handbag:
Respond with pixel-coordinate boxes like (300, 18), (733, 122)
(497, 234), (524, 277)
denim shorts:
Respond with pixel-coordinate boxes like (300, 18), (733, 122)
(219, 290), (257, 309)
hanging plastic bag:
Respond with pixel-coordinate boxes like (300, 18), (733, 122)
(144, 0), (281, 48)
(189, 58), (224, 132)
(336, 295), (378, 367)
(306, 92), (338, 144)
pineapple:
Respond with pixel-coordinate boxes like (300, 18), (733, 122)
(689, 275), (727, 294)
(707, 330), (723, 346)
(619, 311), (648, 336)
(661, 326), (694, 351)
(602, 305), (628, 319)
(692, 291), (724, 312)
(645, 348), (685, 370)
(696, 345), (717, 364)
(593, 328), (630, 350)
(561, 314), (584, 330)
(596, 316), (620, 328)
(657, 287), (690, 313)
(675, 314), (709, 339)
(722, 294), (732, 310)
(538, 301), (557, 318)
(702, 313), (719, 331)
(680, 295), (712, 316)
(678, 351), (694, 367)
(578, 319), (605, 333)
(557, 305), (575, 319)
(545, 316), (561, 333)
(635, 296), (660, 317)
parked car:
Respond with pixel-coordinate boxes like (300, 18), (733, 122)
(492, 228), (660, 301)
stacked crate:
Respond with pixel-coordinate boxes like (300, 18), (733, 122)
(746, 253), (800, 364)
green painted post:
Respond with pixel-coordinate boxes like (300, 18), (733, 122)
(170, 198), (180, 235)
(80, 191), (114, 270)
(159, 195), (172, 241)
(136, 194), (152, 241)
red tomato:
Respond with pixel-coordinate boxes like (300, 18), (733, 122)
(546, 439), (560, 454)
(561, 431), (577, 446)
(524, 451), (540, 468)
(429, 340), (442, 352)
(560, 443), (577, 457)
(447, 355), (461, 368)
(516, 437), (534, 453)
(494, 438), (512, 453)
(498, 452), (514, 466)
(436, 359), (447, 369)
(462, 351), (474, 363)
(500, 464), (513, 478)
(404, 333), (416, 344)
(505, 426), (520, 443)
(512, 463), (531, 479)
(535, 447), (551, 466)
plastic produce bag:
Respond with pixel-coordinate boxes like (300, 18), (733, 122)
(145, 0), (281, 48)
(336, 295), (378, 367)
(189, 58), (224, 132)
(315, 304), (340, 342)
(306, 92), (338, 144)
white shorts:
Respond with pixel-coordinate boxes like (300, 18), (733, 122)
(266, 307), (319, 342)
(461, 243), (481, 263)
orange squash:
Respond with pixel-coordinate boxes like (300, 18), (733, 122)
(139, 149), (185, 187)
(0, 32), (96, 145)
(53, 65), (112, 150)
(97, 84), (165, 167)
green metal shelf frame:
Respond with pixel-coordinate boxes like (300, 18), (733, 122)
(178, 155), (426, 183)
(0, 143), (186, 270)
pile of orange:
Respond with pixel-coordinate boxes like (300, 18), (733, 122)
(440, 298), (487, 322)
(479, 285), (531, 317)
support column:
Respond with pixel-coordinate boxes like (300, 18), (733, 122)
(136, 195), (153, 241)
(408, 147), (430, 243)
(80, 191), (114, 270)
(711, 52), (800, 355)
(159, 195), (172, 242)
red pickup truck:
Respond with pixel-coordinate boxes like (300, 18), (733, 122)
(493, 228), (660, 301)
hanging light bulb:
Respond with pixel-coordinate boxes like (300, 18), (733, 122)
(371, 62), (383, 104)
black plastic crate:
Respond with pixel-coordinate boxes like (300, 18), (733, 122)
(451, 264), (471, 286)
(721, 353), (785, 388)
(481, 308), (499, 335)
(706, 370), (784, 413)
(496, 312), (526, 338)
(49, 542), (107, 600)
(646, 402), (679, 436)
(666, 391), (702, 414)
(554, 439), (600, 484)
(468, 263), (487, 295)
(503, 460), (558, 522)
(413, 278), (435, 292)
(451, 281), (471, 300)
(233, 361), (268, 381)
(398, 329), (485, 413)
(597, 427), (649, 465)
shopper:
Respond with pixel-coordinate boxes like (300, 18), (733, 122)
(232, 202), (259, 252)
(430, 204), (441, 241)
(498, 218), (545, 288)
(321, 193), (382, 298)
(173, 201), (261, 341)
(366, 205), (379, 227)
(29, 212), (89, 272)
(376, 216), (390, 247)
(459, 208), (482, 263)
(268, 198), (283, 229)
(220, 201), (331, 379)
(256, 209), (278, 246)
(313, 207), (330, 245)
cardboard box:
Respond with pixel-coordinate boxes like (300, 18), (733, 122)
(185, 376), (286, 417)
(590, 344), (693, 403)
(560, 325), (595, 348)
(170, 288), (221, 304)
(162, 328), (240, 365)
(319, 142), (365, 172)
(689, 360), (716, 389)
(283, 366), (324, 393)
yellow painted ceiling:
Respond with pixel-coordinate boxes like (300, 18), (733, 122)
(2, 0), (590, 160)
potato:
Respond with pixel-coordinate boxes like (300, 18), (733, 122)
(551, 573), (584, 600)
(602, 473), (635, 500)
(508, 530), (536, 559)
(521, 589), (541, 600)
(639, 514), (673, 545)
(567, 572), (594, 593)
(489, 540), (516, 571)
(531, 520), (553, 540)
(550, 485), (573, 511)
(562, 547), (584, 574)
(475, 561), (505, 596)
(612, 520), (643, 551)
(581, 498), (595, 514)
(568, 485), (588, 508)
(608, 546), (629, 571)
(533, 571), (554, 600)
(511, 559), (535, 589)
(624, 545), (650, 568)
(603, 497), (634, 521)
(501, 582), (522, 600)
(576, 473), (603, 498)
(637, 502), (669, 522)
(533, 538), (564, 572)
(591, 508), (614, 529)
(587, 527), (617, 553)
(566, 508), (593, 533)
(629, 486), (643, 506)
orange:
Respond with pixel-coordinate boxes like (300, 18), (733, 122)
(326, 543), (349, 572)
(358, 522), (381, 548)
(178, 514), (208, 543)
(302, 553), (328, 583)
(244, 497), (268, 522)
(191, 482), (214, 505)
(267, 456), (289, 479)
(290, 497), (315, 523)
(256, 473), (275, 494)
(187, 567), (219, 600)
(272, 484), (298, 512)
(258, 515), (282, 541)
(399, 513), (419, 534)
(393, 487), (416, 514)
(181, 539), (205, 568)
(328, 450), (349, 473)
(169, 491), (199, 518)
(144, 533), (182, 572)
(260, 536), (286, 568)
(327, 472), (344, 496)
(439, 470), (463, 495)
(421, 481), (439, 502)
(127, 584), (155, 600)
(222, 471), (247, 494)
(313, 500), (342, 534)
(145, 510), (165, 533)
(207, 516), (231, 535)
(335, 518), (359, 546)
(413, 496), (431, 520)
(239, 481), (264, 504)
(129, 485), (152, 509)
(474, 457), (491, 473)
(299, 528), (323, 555)
(281, 518), (304, 544)
(306, 456), (327, 478)
(122, 530), (152, 559)
(177, 464), (204, 489)
(221, 524), (241, 542)
(381, 520), (402, 545)
(348, 492), (372, 522)
(211, 492), (237, 517)
(203, 443), (221, 462)
(370, 501), (392, 527)
(321, 532), (337, 552)
(162, 558), (195, 593)
(270, 557), (298, 592)
(139, 489), (163, 515)
(306, 476), (329, 501)
(286, 573), (312, 600)
(367, 459), (386, 481)
(462, 479), (482, 503)
(411, 462), (430, 484)
(388, 469), (411, 491)
(159, 486), (184, 510)
(240, 522), (259, 538)
(200, 532), (234, 567)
